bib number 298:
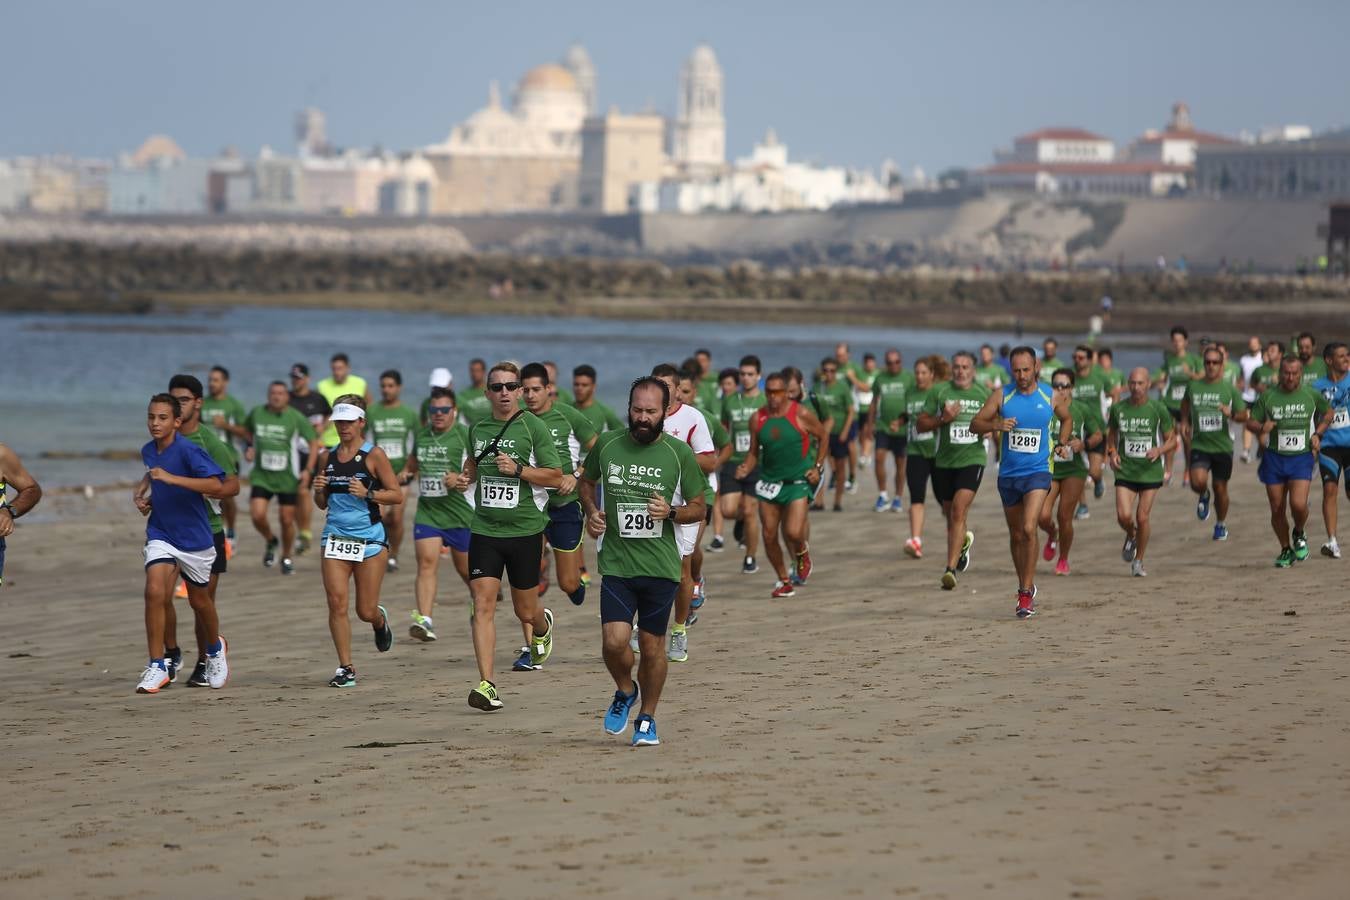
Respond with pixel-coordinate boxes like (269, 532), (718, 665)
(616, 503), (661, 538)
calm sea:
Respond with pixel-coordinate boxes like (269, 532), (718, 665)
(3, 306), (1157, 494)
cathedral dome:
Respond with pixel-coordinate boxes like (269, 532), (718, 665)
(518, 64), (578, 93)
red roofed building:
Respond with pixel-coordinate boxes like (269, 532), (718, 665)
(997, 128), (1116, 165)
(976, 103), (1233, 197)
(1126, 103), (1237, 166)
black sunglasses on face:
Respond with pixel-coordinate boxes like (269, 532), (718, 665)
(488, 382), (521, 392)
(429, 406), (454, 415)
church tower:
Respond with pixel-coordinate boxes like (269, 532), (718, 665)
(563, 44), (598, 116)
(672, 44), (725, 170)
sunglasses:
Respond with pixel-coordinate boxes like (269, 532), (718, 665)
(1052, 383), (1072, 389)
(487, 381), (521, 392)
(1204, 359), (1222, 365)
(428, 405), (454, 415)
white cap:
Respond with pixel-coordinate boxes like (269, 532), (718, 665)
(330, 402), (365, 422)
(429, 367), (453, 388)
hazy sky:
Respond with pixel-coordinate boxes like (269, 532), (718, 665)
(5, 0), (1347, 172)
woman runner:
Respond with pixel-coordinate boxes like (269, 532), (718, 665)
(312, 396), (399, 687)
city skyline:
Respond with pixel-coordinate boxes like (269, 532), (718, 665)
(5, 0), (1348, 173)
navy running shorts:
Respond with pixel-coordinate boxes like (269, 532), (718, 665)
(600, 575), (678, 637)
(545, 501), (584, 553)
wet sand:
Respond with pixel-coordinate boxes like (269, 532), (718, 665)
(3, 468), (1349, 898)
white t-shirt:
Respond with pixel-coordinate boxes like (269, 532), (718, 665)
(1239, 352), (1263, 402)
(663, 403), (716, 556)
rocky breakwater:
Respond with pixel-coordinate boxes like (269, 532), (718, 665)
(3, 218), (1349, 336)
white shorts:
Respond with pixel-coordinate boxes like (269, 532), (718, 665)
(144, 539), (216, 586)
(677, 521), (699, 558)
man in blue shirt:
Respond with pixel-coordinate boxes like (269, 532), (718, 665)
(972, 346), (1072, 619)
(1314, 342), (1350, 559)
(134, 394), (231, 695)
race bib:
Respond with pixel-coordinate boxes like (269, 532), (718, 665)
(324, 535), (365, 561)
(1123, 437), (1151, 459)
(1278, 431), (1307, 452)
(419, 475), (447, 498)
(260, 450), (289, 472)
(735, 431), (752, 453)
(1197, 413), (1224, 433)
(480, 475), (519, 508)
(1332, 408), (1350, 429)
(1170, 384), (1188, 401)
(755, 480), (782, 500)
(379, 440), (404, 461)
(1007, 428), (1041, 454)
(949, 423), (977, 445)
(616, 502), (662, 539)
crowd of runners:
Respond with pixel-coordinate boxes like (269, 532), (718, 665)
(2, 326), (1347, 746)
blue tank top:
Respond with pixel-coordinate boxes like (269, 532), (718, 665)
(998, 385), (1056, 478)
(1314, 374), (1350, 448)
(321, 441), (387, 543)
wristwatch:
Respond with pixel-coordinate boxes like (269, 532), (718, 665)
(513, 460), (524, 477)
(667, 506), (680, 521)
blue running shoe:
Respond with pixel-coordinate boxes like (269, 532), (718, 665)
(873, 494), (888, 512)
(889, 497), (903, 513)
(1197, 490), (1211, 522)
(604, 687), (638, 735)
(1213, 523), (1229, 541)
(632, 714), (660, 746)
(512, 647), (536, 672)
(1093, 478), (1104, 500)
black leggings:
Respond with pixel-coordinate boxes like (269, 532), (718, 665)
(906, 455), (935, 505)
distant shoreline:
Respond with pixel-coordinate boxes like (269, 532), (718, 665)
(9, 286), (1344, 347)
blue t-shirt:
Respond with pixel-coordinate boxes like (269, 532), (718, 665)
(1313, 374), (1350, 449)
(142, 433), (225, 552)
(998, 384), (1056, 479)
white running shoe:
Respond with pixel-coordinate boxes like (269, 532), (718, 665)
(136, 664), (170, 694)
(1130, 559), (1147, 577)
(667, 628), (688, 662)
(1322, 539), (1342, 560)
(205, 636), (229, 689)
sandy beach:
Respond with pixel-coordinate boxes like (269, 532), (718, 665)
(3, 470), (1349, 899)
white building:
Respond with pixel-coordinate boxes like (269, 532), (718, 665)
(634, 128), (891, 213)
(106, 134), (214, 214)
(1195, 133), (1350, 198)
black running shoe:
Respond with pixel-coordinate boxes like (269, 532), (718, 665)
(263, 537), (279, 568)
(374, 605), (393, 652)
(166, 647), (183, 683)
(329, 665), (356, 688)
(186, 660), (209, 688)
